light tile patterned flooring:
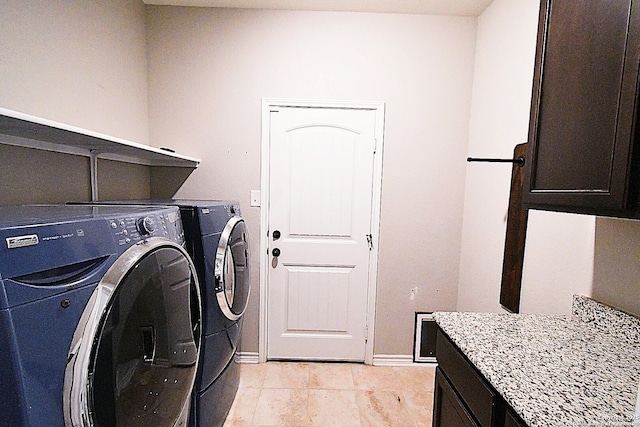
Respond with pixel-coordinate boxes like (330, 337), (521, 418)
(223, 362), (436, 427)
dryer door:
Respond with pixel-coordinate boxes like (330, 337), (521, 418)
(214, 217), (250, 321)
(64, 238), (201, 427)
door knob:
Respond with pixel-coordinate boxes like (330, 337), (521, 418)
(272, 248), (281, 257)
(273, 230), (281, 240)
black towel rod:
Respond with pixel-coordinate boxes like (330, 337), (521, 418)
(467, 156), (525, 166)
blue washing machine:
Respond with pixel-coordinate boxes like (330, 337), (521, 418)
(0, 204), (202, 427)
(70, 200), (251, 426)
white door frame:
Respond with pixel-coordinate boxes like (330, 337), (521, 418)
(259, 98), (385, 364)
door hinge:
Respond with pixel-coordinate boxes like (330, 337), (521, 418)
(364, 325), (369, 342)
(366, 234), (373, 250)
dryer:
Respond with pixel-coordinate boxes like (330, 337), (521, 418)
(0, 204), (201, 427)
(178, 200), (250, 427)
(69, 200), (251, 426)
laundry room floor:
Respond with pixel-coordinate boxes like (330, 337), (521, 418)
(223, 361), (435, 427)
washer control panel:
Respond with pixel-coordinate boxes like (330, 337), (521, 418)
(136, 216), (156, 236)
(108, 210), (183, 247)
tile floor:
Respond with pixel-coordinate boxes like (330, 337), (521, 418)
(223, 362), (436, 427)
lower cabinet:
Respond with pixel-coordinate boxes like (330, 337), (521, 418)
(433, 368), (478, 427)
(432, 328), (527, 427)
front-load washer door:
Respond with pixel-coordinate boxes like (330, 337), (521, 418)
(214, 217), (250, 322)
(64, 238), (201, 427)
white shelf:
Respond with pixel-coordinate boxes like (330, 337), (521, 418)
(0, 107), (200, 168)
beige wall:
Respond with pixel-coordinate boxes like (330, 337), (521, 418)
(457, 0), (595, 314)
(6, 0), (634, 360)
(0, 144), (91, 205)
(592, 218), (640, 315)
(0, 0), (150, 144)
(0, 145), (152, 205)
(458, 0), (640, 318)
(0, 0), (153, 204)
(146, 7), (478, 355)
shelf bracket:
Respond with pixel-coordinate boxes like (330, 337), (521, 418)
(499, 143), (529, 313)
(90, 150), (99, 202)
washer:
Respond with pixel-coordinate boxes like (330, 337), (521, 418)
(0, 204), (202, 427)
(70, 200), (250, 426)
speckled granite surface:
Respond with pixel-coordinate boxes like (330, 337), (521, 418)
(433, 295), (640, 427)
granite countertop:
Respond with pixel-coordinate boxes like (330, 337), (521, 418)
(433, 295), (640, 427)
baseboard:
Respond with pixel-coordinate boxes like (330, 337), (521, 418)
(372, 354), (436, 367)
(237, 352), (437, 366)
(236, 351), (260, 364)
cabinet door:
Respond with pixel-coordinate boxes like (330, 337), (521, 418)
(433, 368), (479, 427)
(523, 0), (640, 214)
(436, 330), (497, 426)
(504, 408), (527, 427)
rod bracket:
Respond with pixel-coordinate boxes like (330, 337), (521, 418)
(467, 156), (525, 166)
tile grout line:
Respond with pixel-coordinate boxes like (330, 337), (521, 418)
(305, 367), (310, 426)
(228, 362), (435, 426)
(247, 386), (261, 426)
(350, 364), (365, 427)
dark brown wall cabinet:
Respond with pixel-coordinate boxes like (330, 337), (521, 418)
(432, 328), (527, 427)
(523, 0), (640, 217)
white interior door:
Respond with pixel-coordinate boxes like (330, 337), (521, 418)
(266, 104), (379, 361)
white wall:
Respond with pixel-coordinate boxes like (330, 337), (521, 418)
(457, 0), (595, 314)
(146, 7), (478, 355)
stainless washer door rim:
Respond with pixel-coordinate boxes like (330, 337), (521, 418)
(214, 216), (250, 321)
(63, 237), (201, 427)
